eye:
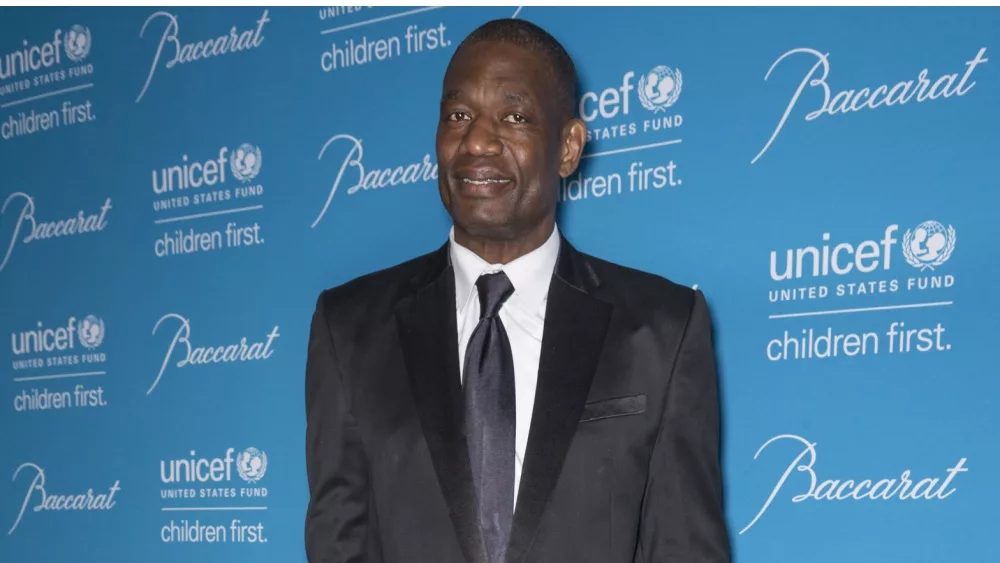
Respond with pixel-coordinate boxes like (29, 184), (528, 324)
(503, 113), (527, 124)
(447, 111), (471, 122)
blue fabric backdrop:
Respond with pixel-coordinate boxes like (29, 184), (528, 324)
(1, 6), (996, 562)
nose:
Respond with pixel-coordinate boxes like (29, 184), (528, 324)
(460, 116), (503, 157)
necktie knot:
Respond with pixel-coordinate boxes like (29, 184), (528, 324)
(476, 271), (514, 319)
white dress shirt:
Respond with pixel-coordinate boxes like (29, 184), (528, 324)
(450, 224), (560, 513)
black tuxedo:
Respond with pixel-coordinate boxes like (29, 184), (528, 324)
(304, 234), (730, 563)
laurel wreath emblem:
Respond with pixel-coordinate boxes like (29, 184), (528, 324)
(638, 66), (683, 113)
(78, 315), (104, 349)
(65, 25), (91, 63)
(902, 224), (956, 271)
(237, 448), (268, 484)
(231, 144), (262, 183)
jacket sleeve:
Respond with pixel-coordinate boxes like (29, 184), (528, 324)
(634, 289), (731, 562)
(305, 291), (382, 563)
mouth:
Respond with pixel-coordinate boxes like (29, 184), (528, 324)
(460, 177), (512, 186)
(453, 169), (514, 197)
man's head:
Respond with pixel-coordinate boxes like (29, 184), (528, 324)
(436, 19), (587, 248)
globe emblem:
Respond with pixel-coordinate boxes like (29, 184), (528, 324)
(902, 220), (956, 271)
(236, 447), (268, 483)
(77, 315), (104, 349)
(231, 143), (262, 183)
(65, 25), (91, 62)
(638, 65), (683, 112)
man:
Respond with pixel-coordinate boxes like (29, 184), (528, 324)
(305, 18), (730, 563)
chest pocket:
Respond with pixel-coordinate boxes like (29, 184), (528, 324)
(579, 394), (646, 423)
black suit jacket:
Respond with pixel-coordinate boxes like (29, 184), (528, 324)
(305, 234), (730, 563)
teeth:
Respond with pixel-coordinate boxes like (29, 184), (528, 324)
(462, 178), (510, 185)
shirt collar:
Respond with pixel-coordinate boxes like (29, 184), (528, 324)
(449, 224), (561, 316)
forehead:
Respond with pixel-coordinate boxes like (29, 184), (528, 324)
(443, 41), (554, 96)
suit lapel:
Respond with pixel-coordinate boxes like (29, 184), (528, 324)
(395, 244), (487, 563)
(505, 237), (614, 563)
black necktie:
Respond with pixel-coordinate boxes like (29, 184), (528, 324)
(463, 271), (516, 563)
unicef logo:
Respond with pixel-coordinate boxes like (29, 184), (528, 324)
(77, 315), (104, 349)
(64, 25), (91, 62)
(230, 143), (262, 183)
(236, 447), (267, 483)
(903, 221), (956, 271)
(638, 65), (682, 113)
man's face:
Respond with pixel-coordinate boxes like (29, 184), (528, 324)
(436, 40), (585, 241)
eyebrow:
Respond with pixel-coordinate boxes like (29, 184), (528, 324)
(502, 91), (527, 104)
(440, 90), (532, 103)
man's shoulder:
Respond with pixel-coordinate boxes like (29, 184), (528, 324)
(579, 249), (700, 319)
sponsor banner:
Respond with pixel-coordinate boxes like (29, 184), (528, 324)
(9, 314), (109, 413)
(158, 446), (270, 545)
(0, 23), (98, 142)
(150, 143), (267, 258)
(1, 7), (997, 563)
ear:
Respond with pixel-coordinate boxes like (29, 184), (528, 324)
(558, 117), (587, 178)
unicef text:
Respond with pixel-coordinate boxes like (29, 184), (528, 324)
(161, 519), (268, 544)
(9, 315), (110, 413)
(154, 221), (263, 258)
(0, 24), (98, 142)
(151, 144), (267, 258)
(2, 99), (95, 141)
(766, 320), (949, 361)
(559, 159), (681, 202)
(160, 447), (270, 545)
(768, 222), (957, 309)
(320, 20), (451, 72)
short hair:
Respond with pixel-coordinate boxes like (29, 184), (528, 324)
(452, 18), (578, 119)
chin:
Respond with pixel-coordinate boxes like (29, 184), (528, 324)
(453, 213), (518, 240)
(452, 197), (510, 223)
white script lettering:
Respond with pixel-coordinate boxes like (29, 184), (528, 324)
(136, 10), (270, 103)
(0, 192), (112, 274)
(752, 47), (987, 163)
(312, 133), (437, 228)
(739, 434), (968, 534)
(8, 463), (120, 534)
(148, 313), (279, 395)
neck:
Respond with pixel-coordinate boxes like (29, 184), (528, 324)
(454, 218), (555, 264)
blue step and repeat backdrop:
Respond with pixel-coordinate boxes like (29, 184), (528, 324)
(1, 5), (997, 562)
